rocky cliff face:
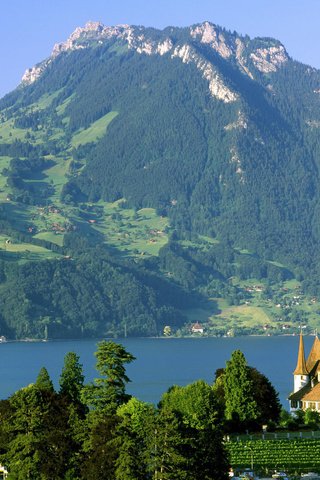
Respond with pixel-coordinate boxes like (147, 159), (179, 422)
(21, 20), (289, 102)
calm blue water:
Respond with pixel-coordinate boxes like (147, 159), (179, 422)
(0, 336), (313, 407)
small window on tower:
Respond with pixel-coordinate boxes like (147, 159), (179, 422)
(301, 376), (304, 380)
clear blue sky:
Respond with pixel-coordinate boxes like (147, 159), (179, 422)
(1, 0), (319, 98)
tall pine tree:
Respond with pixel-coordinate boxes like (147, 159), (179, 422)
(224, 350), (258, 430)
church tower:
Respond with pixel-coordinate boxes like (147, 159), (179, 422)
(293, 332), (309, 392)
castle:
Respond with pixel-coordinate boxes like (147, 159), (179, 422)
(288, 333), (320, 412)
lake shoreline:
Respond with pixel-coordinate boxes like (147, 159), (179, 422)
(0, 336), (307, 406)
(0, 332), (307, 344)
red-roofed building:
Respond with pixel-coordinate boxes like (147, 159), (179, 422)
(191, 322), (204, 334)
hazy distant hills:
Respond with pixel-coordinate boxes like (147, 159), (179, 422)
(1, 21), (320, 338)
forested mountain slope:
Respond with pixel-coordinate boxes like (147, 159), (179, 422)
(0, 21), (320, 338)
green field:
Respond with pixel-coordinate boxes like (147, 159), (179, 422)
(0, 119), (30, 143)
(55, 94), (75, 116)
(71, 111), (118, 147)
(184, 301), (273, 336)
(34, 90), (63, 110)
(43, 156), (72, 202)
(0, 235), (61, 262)
(215, 305), (271, 327)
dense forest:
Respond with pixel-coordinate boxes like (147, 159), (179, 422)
(0, 243), (192, 339)
(0, 21), (320, 337)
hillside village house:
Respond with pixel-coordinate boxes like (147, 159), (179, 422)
(191, 322), (204, 334)
(288, 333), (320, 412)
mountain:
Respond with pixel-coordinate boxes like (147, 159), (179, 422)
(0, 20), (320, 338)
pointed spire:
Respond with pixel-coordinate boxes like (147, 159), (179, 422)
(294, 332), (308, 375)
(306, 335), (320, 372)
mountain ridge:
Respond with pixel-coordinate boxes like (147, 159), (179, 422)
(21, 20), (289, 102)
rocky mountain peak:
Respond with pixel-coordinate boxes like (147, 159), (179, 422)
(190, 21), (233, 59)
(250, 44), (288, 73)
(21, 20), (289, 91)
(51, 20), (131, 58)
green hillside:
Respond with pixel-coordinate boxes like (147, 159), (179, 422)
(0, 21), (320, 338)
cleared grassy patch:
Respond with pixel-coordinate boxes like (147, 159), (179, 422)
(199, 235), (220, 245)
(215, 298), (231, 311)
(34, 231), (64, 247)
(283, 278), (300, 289)
(0, 235), (61, 262)
(35, 90), (63, 110)
(71, 111), (118, 147)
(43, 156), (72, 202)
(267, 259), (287, 268)
(22, 89), (64, 113)
(181, 300), (273, 336)
(216, 305), (271, 326)
(0, 119), (31, 143)
(56, 94), (75, 116)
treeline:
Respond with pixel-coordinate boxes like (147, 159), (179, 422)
(158, 239), (293, 293)
(0, 140), (55, 157)
(0, 230), (297, 340)
(0, 342), (281, 479)
(3, 155), (55, 205)
(0, 246), (190, 339)
(13, 107), (64, 131)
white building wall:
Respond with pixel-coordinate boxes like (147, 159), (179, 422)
(294, 374), (308, 393)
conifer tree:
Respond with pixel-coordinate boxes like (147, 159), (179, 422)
(224, 350), (258, 428)
(83, 341), (136, 414)
(35, 366), (54, 392)
(59, 351), (84, 404)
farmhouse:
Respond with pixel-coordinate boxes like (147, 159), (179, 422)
(288, 333), (320, 412)
(191, 322), (204, 334)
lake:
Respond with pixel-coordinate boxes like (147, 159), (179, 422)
(0, 335), (313, 407)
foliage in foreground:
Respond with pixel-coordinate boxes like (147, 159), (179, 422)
(0, 341), (232, 480)
(0, 343), (299, 479)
